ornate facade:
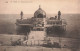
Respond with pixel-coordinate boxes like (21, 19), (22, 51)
(16, 6), (67, 37)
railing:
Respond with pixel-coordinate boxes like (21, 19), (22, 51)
(47, 19), (67, 26)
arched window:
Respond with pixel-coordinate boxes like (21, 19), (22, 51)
(37, 14), (43, 18)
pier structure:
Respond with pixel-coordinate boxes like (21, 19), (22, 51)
(16, 5), (67, 40)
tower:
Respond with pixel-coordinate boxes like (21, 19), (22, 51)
(34, 5), (46, 28)
(58, 11), (61, 20)
(20, 11), (23, 20)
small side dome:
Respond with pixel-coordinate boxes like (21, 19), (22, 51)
(34, 5), (46, 18)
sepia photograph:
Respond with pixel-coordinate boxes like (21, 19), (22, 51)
(0, 0), (80, 51)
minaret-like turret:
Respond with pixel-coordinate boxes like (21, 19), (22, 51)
(39, 5), (41, 9)
(20, 11), (23, 20)
(58, 11), (61, 20)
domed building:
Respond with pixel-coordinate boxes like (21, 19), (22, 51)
(16, 5), (67, 37)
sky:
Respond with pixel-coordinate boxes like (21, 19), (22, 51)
(0, 0), (80, 14)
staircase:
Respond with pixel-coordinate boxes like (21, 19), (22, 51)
(28, 31), (46, 40)
(23, 31), (46, 45)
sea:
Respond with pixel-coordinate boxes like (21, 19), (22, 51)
(0, 14), (80, 38)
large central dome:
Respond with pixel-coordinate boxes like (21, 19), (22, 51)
(34, 5), (46, 18)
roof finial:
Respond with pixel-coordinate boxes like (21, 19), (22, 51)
(39, 5), (41, 8)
